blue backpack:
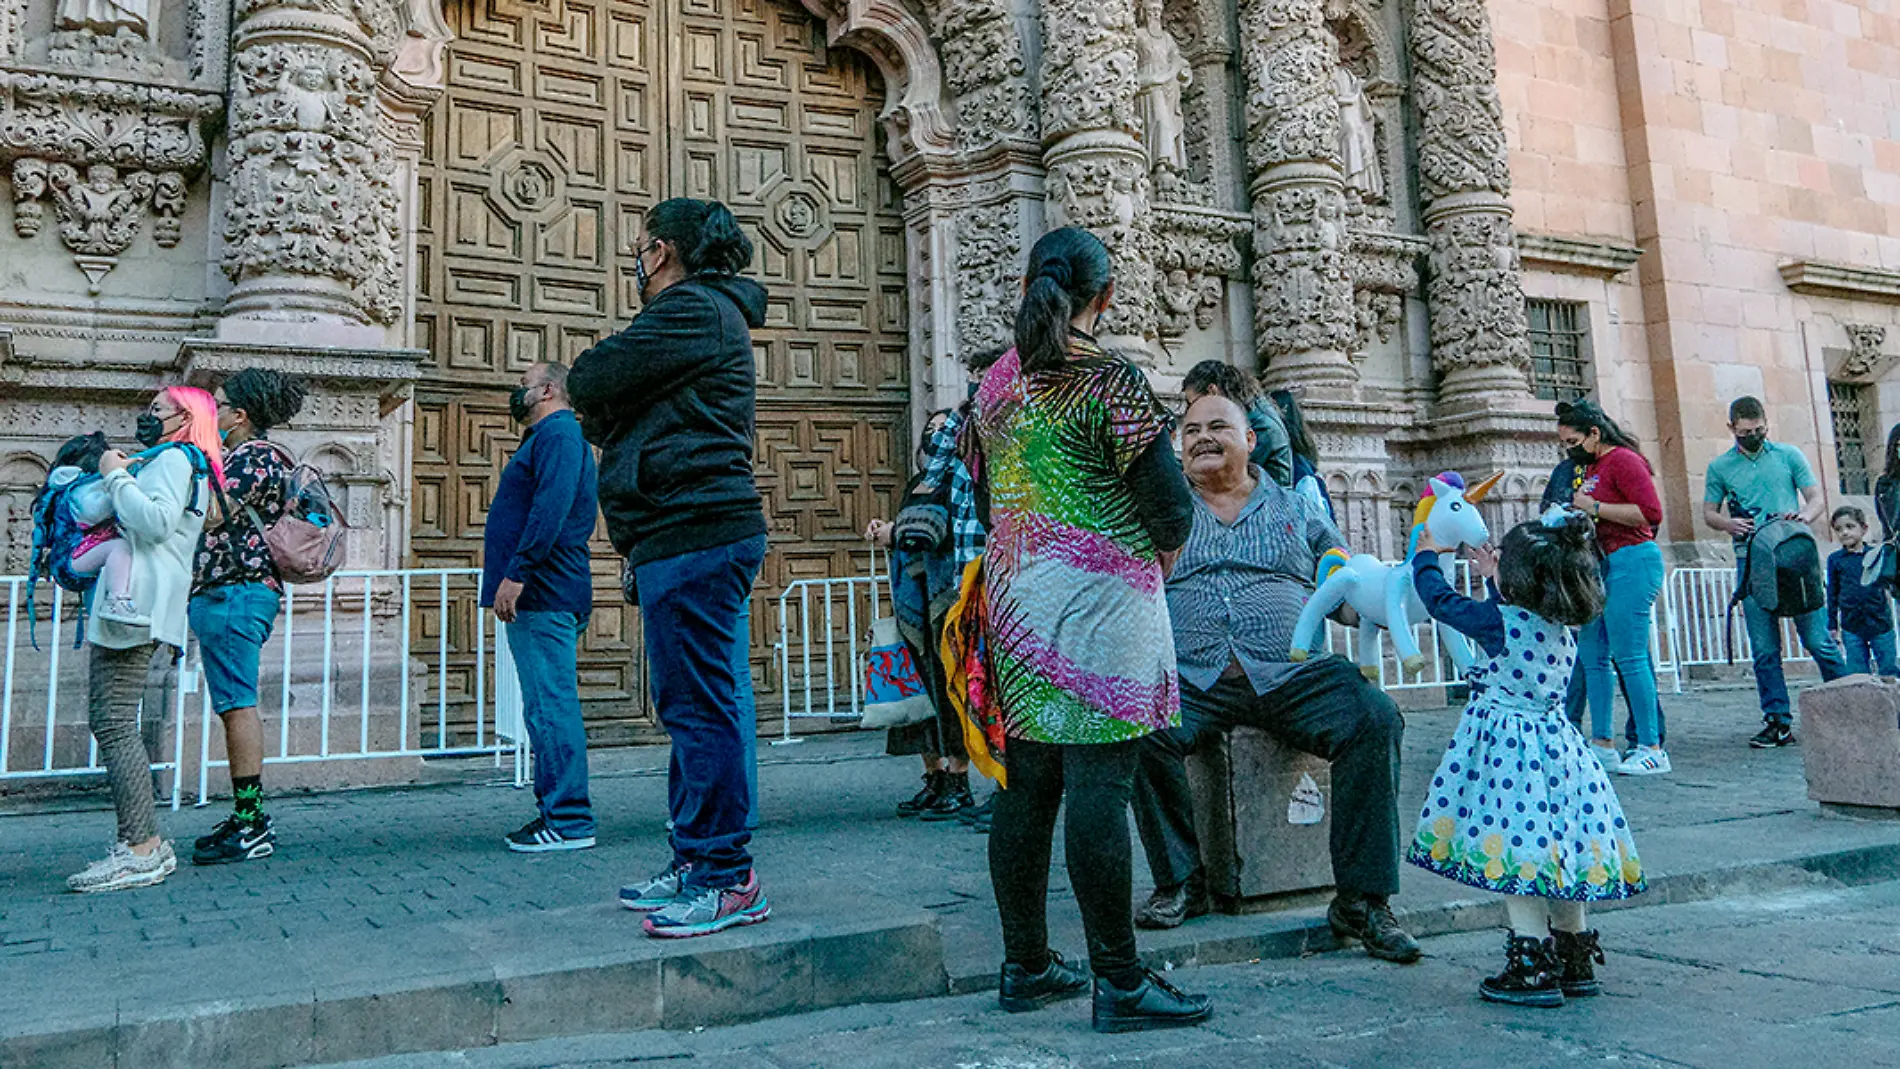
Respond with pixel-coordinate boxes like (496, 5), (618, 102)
(25, 443), (213, 649)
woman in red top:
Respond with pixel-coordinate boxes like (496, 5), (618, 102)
(1557, 399), (1669, 776)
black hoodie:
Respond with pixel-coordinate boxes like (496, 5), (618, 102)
(569, 273), (769, 568)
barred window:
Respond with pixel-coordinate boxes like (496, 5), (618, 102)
(1526, 299), (1592, 403)
(1829, 380), (1873, 495)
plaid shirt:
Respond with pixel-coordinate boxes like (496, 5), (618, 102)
(917, 410), (986, 566)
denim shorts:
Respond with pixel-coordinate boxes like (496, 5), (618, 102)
(188, 582), (282, 715)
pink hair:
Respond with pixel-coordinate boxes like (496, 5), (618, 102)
(159, 386), (226, 488)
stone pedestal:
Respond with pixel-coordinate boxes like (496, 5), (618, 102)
(1798, 676), (1900, 814)
(1186, 727), (1334, 904)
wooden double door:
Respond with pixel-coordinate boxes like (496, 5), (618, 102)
(411, 0), (911, 739)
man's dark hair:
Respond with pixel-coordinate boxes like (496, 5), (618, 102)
(1182, 360), (1262, 407)
(223, 368), (308, 432)
(1728, 396), (1766, 424)
(1497, 515), (1605, 628)
(645, 198), (753, 275)
(1832, 505), (1867, 528)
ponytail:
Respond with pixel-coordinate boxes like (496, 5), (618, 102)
(646, 198), (754, 276)
(1014, 227), (1113, 374)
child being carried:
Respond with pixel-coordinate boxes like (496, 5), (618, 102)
(40, 432), (149, 627)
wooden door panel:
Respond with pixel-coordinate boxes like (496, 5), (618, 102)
(415, 0), (908, 736)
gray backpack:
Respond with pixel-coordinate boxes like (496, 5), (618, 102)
(1725, 518), (1825, 661)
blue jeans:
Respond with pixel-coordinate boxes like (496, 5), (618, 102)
(672, 595), (759, 830)
(506, 611), (594, 838)
(637, 534), (766, 891)
(1742, 598), (1849, 725)
(1841, 629), (1899, 676)
(1564, 648), (1665, 746)
(1578, 541), (1665, 748)
(188, 582), (282, 714)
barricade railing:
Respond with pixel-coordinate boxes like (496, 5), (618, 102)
(1660, 566), (1815, 692)
(0, 569), (525, 810)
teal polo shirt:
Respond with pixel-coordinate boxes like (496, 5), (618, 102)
(1704, 441), (1816, 542)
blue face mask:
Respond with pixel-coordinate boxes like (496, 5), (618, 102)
(219, 427), (231, 443)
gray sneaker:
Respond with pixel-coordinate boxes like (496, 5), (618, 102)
(67, 841), (173, 893)
(619, 862), (690, 912)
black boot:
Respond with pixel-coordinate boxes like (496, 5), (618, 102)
(997, 951), (1090, 1013)
(1091, 970), (1213, 1033)
(1479, 931), (1565, 1008)
(1328, 892), (1422, 963)
(920, 771), (975, 822)
(1552, 929), (1605, 997)
(896, 771), (945, 818)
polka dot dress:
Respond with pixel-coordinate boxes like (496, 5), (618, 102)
(1407, 606), (1645, 901)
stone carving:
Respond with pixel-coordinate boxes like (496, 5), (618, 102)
(1134, 0), (1190, 174)
(55, 0), (152, 37)
(1153, 203), (1248, 336)
(222, 39), (402, 324)
(954, 199), (1021, 355)
(1347, 226), (1423, 358)
(922, 0), (1033, 152)
(1254, 182), (1354, 360)
(1844, 324), (1889, 379)
(1333, 65), (1382, 202)
(1041, 0), (1140, 140)
(9, 156), (44, 236)
(1410, 0), (1532, 403)
(1240, 0), (1338, 173)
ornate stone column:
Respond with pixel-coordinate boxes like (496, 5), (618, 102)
(1411, 0), (1535, 411)
(216, 0), (405, 346)
(1038, 0), (1156, 356)
(1239, 0), (1356, 393)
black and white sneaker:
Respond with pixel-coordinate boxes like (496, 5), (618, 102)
(192, 815), (276, 866)
(505, 816), (596, 853)
(1749, 723), (1795, 748)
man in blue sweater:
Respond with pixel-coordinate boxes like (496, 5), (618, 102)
(483, 362), (601, 852)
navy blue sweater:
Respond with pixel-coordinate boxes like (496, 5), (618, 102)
(1827, 547), (1895, 638)
(481, 409), (599, 615)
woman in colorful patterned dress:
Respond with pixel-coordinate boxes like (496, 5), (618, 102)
(972, 227), (1205, 1034)
(1408, 510), (1646, 1008)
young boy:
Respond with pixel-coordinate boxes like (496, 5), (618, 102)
(1827, 506), (1898, 677)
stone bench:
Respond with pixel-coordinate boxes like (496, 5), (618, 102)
(1184, 726), (1335, 907)
(1798, 675), (1900, 818)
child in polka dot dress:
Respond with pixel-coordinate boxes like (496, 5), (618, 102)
(1408, 509), (1645, 1008)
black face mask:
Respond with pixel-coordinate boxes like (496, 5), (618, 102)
(508, 385), (539, 425)
(1566, 444), (1594, 466)
(135, 413), (165, 448)
(1736, 430), (1767, 454)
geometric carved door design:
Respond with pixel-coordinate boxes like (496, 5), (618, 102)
(414, 0), (910, 740)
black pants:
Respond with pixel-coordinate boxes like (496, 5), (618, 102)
(1132, 656), (1403, 898)
(989, 737), (1143, 986)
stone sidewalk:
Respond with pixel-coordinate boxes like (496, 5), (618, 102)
(3, 682), (1899, 1067)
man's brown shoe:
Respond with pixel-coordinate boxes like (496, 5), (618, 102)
(1135, 883), (1211, 930)
(1328, 893), (1422, 963)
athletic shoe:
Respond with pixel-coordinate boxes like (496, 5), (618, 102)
(1750, 723), (1795, 748)
(193, 815), (277, 865)
(1091, 971), (1213, 1033)
(505, 816), (596, 853)
(1616, 747), (1671, 776)
(1587, 742), (1623, 771)
(619, 862), (691, 911)
(195, 815), (242, 851)
(67, 841), (173, 893)
(93, 594), (151, 627)
(997, 951), (1089, 1013)
(642, 872), (770, 938)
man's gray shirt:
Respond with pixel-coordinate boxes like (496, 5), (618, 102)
(1166, 468), (1347, 696)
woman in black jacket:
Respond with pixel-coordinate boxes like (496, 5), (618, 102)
(569, 199), (771, 940)
(1875, 424), (1900, 542)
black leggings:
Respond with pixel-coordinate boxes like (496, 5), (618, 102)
(988, 736), (1143, 988)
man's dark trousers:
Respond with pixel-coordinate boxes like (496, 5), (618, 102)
(1133, 655), (1403, 897)
(636, 533), (766, 891)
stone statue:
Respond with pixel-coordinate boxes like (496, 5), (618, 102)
(1334, 65), (1383, 201)
(54, 0), (154, 37)
(1134, 0), (1191, 173)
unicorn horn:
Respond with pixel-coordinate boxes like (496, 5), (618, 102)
(1464, 471), (1505, 503)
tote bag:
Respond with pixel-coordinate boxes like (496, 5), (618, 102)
(859, 549), (935, 730)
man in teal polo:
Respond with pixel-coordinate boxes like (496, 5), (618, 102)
(1701, 395), (1847, 748)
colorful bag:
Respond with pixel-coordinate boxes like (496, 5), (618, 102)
(859, 550), (934, 729)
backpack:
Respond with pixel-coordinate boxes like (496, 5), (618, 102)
(25, 442), (212, 648)
(238, 440), (347, 585)
(1725, 518), (1826, 662)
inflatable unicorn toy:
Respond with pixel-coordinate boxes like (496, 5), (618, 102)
(1288, 470), (1504, 680)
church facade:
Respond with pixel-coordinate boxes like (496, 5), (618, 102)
(1, 0), (1895, 732)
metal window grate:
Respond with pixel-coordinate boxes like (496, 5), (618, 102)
(1830, 380), (1873, 495)
(1526, 300), (1592, 403)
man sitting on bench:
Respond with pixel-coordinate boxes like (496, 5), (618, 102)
(1132, 393), (1420, 964)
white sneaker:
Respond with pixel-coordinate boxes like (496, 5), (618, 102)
(94, 593), (152, 627)
(1588, 742), (1623, 772)
(1617, 747), (1672, 776)
(67, 841), (171, 893)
